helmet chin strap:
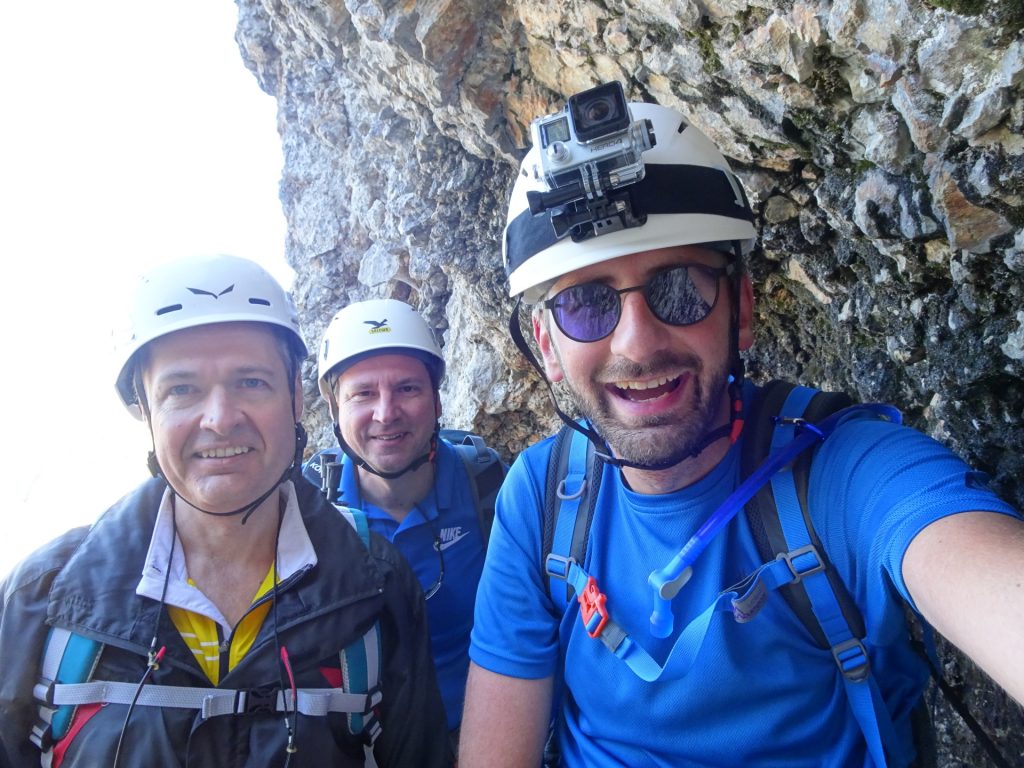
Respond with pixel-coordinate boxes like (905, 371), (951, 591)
(332, 422), (438, 480)
(509, 242), (748, 473)
(146, 423), (308, 525)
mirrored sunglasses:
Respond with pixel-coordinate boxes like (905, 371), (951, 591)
(541, 263), (733, 343)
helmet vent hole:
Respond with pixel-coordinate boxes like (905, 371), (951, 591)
(248, 298), (271, 307)
(155, 304), (183, 316)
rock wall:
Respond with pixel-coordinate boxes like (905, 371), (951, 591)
(234, 0), (1023, 763)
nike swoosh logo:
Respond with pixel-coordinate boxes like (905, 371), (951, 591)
(438, 530), (472, 551)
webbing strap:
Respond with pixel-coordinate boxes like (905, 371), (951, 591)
(770, 387), (900, 768)
(545, 399), (902, 694)
(549, 432), (590, 605)
(38, 680), (380, 718)
(343, 636), (367, 732)
(33, 627), (104, 752)
(545, 554), (813, 682)
(336, 504), (371, 547)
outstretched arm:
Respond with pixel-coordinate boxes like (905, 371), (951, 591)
(458, 663), (552, 768)
(903, 510), (1024, 704)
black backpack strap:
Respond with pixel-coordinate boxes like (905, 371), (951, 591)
(542, 425), (603, 607)
(742, 380), (864, 648)
(447, 432), (507, 545)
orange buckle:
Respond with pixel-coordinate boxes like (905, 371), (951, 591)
(578, 576), (609, 639)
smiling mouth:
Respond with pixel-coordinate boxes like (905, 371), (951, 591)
(608, 374), (683, 402)
(372, 432), (408, 442)
(197, 446), (252, 459)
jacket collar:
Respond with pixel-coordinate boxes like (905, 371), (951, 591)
(47, 475), (390, 680)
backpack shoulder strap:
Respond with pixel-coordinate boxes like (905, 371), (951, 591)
(446, 431), (507, 546)
(742, 380), (902, 767)
(31, 627), (104, 758)
(542, 425), (604, 608)
(339, 617), (384, 756)
(742, 380), (864, 647)
(332, 502), (383, 756)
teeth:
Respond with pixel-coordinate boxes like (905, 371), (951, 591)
(375, 434), (403, 441)
(199, 446), (250, 458)
(616, 375), (673, 391)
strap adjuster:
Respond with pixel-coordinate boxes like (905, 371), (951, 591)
(362, 684), (383, 716)
(578, 576), (609, 639)
(29, 721), (55, 751)
(544, 553), (573, 580)
(240, 686), (278, 714)
(777, 544), (825, 583)
(832, 638), (870, 682)
(33, 679), (57, 707)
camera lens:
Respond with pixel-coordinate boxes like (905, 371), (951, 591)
(583, 98), (614, 126)
(567, 81), (630, 142)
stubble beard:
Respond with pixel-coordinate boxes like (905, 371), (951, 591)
(562, 351), (731, 467)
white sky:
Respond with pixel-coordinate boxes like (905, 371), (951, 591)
(0, 2), (292, 575)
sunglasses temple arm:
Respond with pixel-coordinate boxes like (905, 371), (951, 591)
(508, 298), (609, 450)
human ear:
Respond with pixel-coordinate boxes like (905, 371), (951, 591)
(533, 309), (565, 383)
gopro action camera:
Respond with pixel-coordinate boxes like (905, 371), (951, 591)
(527, 81), (656, 218)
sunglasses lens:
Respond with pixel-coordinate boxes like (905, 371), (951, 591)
(552, 283), (620, 342)
(647, 266), (719, 326)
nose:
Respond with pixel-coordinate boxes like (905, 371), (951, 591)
(608, 290), (672, 361)
(200, 386), (243, 434)
(372, 390), (400, 424)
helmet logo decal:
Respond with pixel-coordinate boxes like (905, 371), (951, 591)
(186, 284), (235, 299)
(364, 319), (391, 334)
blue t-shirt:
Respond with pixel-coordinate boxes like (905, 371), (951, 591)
(334, 439), (488, 731)
(469, 394), (1017, 766)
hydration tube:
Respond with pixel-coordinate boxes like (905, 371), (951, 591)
(647, 403), (900, 638)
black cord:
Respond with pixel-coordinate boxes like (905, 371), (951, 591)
(271, 503), (299, 765)
(112, 505), (176, 768)
(111, 646), (166, 768)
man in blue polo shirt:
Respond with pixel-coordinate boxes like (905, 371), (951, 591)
(308, 298), (503, 747)
(459, 85), (1023, 767)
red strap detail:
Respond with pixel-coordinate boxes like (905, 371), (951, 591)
(52, 703), (102, 768)
(320, 666), (344, 688)
(729, 416), (745, 444)
(578, 576), (610, 639)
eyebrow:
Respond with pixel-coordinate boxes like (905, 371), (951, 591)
(342, 375), (427, 392)
(150, 364), (279, 384)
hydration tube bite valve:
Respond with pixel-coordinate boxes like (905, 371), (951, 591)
(648, 564), (693, 639)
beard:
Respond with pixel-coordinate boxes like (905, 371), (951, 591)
(560, 349), (731, 467)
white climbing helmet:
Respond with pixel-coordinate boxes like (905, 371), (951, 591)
(317, 298), (445, 421)
(114, 254), (307, 416)
(503, 100), (758, 303)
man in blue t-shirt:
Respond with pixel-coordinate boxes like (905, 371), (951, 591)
(310, 298), (502, 744)
(459, 84), (1023, 767)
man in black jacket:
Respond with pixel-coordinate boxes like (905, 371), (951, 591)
(0, 255), (449, 767)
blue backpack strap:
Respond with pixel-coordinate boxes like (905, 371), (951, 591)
(755, 383), (904, 768)
(542, 425), (603, 608)
(743, 381), (866, 645)
(331, 504), (384, 761)
(341, 620), (384, 758)
(31, 627), (104, 758)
